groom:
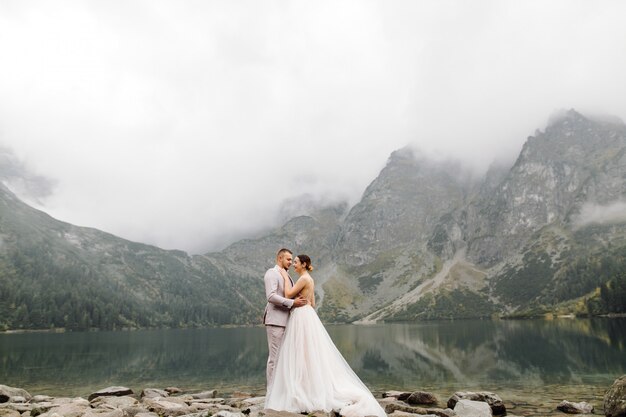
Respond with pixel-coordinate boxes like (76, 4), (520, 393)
(263, 248), (306, 391)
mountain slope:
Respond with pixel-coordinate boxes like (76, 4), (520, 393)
(346, 110), (626, 321)
(0, 183), (263, 330)
(1, 109), (625, 330)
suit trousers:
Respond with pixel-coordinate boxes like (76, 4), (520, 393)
(266, 324), (286, 393)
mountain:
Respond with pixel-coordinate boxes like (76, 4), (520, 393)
(328, 109), (626, 322)
(1, 109), (625, 330)
(0, 182), (263, 330)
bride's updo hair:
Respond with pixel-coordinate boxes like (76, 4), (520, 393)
(297, 254), (314, 272)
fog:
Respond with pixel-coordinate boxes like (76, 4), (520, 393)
(1, 0), (625, 253)
(574, 200), (626, 230)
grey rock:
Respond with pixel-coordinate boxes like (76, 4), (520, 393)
(259, 410), (304, 417)
(556, 400), (594, 414)
(0, 409), (22, 417)
(88, 387), (134, 402)
(214, 411), (246, 417)
(447, 392), (505, 416)
(191, 391), (218, 400)
(51, 397), (89, 406)
(1, 404), (31, 414)
(83, 409), (124, 417)
(189, 399), (226, 405)
(0, 386), (32, 404)
(385, 402), (454, 417)
(143, 397), (193, 417)
(406, 392), (438, 406)
(604, 375), (626, 417)
(177, 413), (212, 417)
(8, 398), (26, 404)
(390, 412), (441, 417)
(30, 397), (53, 404)
(165, 387), (183, 395)
(90, 396), (139, 410)
(454, 400), (492, 417)
(121, 407), (152, 417)
(241, 398), (265, 407)
(29, 402), (54, 416)
(140, 389), (168, 399)
(134, 413), (159, 417)
(36, 403), (89, 417)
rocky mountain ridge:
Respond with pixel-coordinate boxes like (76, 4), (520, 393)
(1, 109), (624, 329)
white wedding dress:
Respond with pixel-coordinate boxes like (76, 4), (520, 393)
(265, 305), (387, 417)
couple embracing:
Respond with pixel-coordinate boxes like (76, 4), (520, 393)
(263, 248), (386, 417)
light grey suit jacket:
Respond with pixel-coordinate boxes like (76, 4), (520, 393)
(263, 265), (294, 327)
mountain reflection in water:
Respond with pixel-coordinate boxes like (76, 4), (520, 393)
(0, 318), (624, 398)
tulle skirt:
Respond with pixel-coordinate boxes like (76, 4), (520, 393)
(264, 305), (386, 417)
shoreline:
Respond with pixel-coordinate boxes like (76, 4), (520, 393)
(0, 381), (615, 417)
(2, 314), (625, 334)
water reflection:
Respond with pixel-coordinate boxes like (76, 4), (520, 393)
(0, 319), (624, 397)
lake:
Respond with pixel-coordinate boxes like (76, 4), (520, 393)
(1, 318), (624, 413)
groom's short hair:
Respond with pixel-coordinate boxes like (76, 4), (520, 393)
(277, 248), (292, 258)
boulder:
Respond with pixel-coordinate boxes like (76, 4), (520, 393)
(8, 397), (26, 404)
(36, 403), (90, 417)
(30, 397), (53, 404)
(231, 392), (252, 399)
(454, 400), (492, 417)
(406, 392), (438, 406)
(605, 375), (626, 417)
(88, 387), (134, 402)
(140, 389), (169, 399)
(189, 399), (226, 405)
(0, 409), (22, 417)
(82, 409), (124, 417)
(214, 411), (246, 417)
(556, 400), (593, 414)
(191, 391), (218, 400)
(144, 397), (193, 417)
(448, 392), (505, 416)
(394, 392), (412, 402)
(384, 402), (454, 417)
(259, 410), (304, 417)
(187, 403), (217, 413)
(241, 397), (265, 407)
(1, 403), (31, 413)
(390, 412), (441, 417)
(165, 387), (183, 395)
(121, 407), (153, 417)
(30, 402), (55, 416)
(0, 386), (32, 404)
(90, 396), (140, 409)
(135, 413), (159, 417)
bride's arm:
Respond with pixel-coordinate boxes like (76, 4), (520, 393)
(283, 274), (309, 299)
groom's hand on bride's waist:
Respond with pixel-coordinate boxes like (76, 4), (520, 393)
(293, 296), (307, 308)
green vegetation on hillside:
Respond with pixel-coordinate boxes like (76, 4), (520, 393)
(0, 246), (263, 331)
(386, 289), (496, 321)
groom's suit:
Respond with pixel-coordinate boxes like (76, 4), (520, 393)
(264, 265), (294, 391)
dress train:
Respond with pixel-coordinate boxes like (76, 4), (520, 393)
(265, 305), (386, 417)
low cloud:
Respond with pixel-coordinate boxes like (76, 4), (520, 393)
(0, 146), (55, 205)
(573, 200), (626, 229)
(1, 1), (626, 253)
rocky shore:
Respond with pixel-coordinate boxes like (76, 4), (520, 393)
(1, 376), (625, 417)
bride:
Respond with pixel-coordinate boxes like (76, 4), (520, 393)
(264, 254), (387, 417)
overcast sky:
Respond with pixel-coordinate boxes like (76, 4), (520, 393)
(1, 0), (626, 253)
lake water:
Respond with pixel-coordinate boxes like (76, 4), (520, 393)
(1, 318), (625, 413)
